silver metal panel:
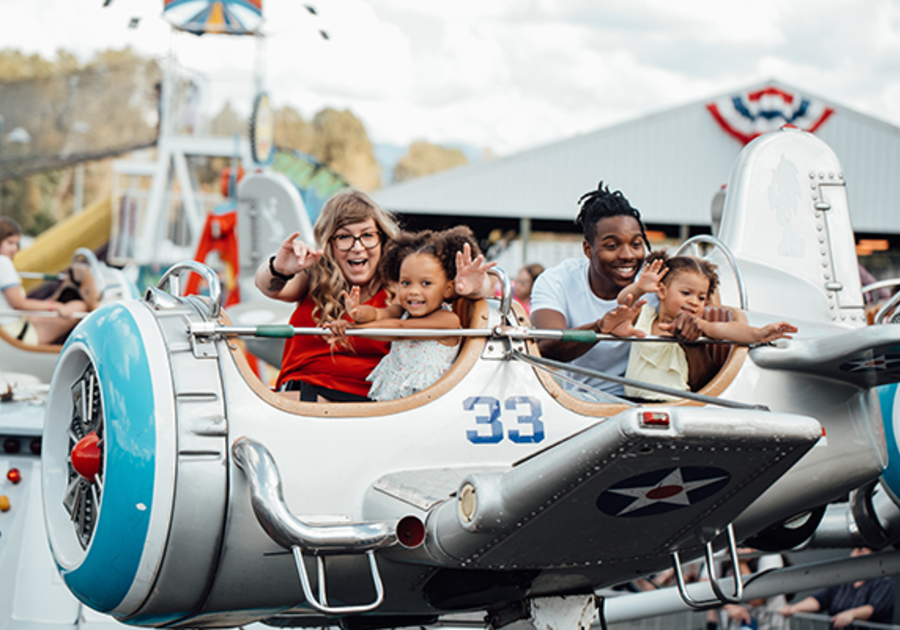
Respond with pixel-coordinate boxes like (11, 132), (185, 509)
(425, 406), (821, 570)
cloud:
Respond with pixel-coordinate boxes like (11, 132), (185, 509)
(2, 0), (900, 157)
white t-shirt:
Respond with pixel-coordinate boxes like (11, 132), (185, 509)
(531, 257), (656, 397)
(0, 256), (21, 326)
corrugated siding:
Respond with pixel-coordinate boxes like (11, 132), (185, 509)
(373, 87), (900, 234)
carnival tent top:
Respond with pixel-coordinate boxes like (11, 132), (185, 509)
(163, 0), (263, 36)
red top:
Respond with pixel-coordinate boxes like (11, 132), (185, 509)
(276, 289), (391, 397)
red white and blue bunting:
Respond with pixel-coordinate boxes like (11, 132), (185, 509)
(707, 85), (834, 145)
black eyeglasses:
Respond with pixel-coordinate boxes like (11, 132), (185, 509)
(331, 231), (381, 251)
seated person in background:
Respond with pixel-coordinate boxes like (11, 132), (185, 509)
(618, 252), (797, 402)
(779, 547), (894, 629)
(328, 227), (478, 401)
(0, 217), (88, 345)
(513, 263), (544, 314)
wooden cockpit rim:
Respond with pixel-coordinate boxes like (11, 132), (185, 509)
(229, 299), (749, 419)
(230, 298), (491, 417)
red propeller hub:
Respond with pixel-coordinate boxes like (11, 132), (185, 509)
(71, 433), (101, 482)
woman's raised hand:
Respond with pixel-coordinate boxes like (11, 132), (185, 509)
(275, 232), (323, 276)
(342, 286), (361, 321)
(455, 242), (497, 298)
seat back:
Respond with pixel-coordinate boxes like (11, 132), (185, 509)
(702, 305), (735, 369)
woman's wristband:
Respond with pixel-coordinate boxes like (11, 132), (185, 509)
(268, 255), (295, 281)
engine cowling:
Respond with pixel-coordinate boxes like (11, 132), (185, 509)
(42, 299), (233, 624)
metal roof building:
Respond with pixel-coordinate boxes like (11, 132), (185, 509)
(372, 80), (900, 237)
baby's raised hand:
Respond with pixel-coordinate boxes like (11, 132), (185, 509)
(637, 259), (668, 294)
(757, 321), (797, 342)
(342, 286), (361, 321)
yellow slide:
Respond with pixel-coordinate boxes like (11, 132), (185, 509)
(13, 196), (112, 291)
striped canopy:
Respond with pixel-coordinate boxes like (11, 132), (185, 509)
(163, 0), (263, 36)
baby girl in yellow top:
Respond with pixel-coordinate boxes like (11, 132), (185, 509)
(617, 252), (797, 402)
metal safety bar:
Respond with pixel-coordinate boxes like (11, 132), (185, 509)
(188, 321), (757, 346)
(511, 351), (768, 410)
(672, 523), (744, 609)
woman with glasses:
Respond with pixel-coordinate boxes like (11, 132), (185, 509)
(255, 189), (492, 402)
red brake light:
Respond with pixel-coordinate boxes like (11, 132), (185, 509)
(641, 411), (670, 427)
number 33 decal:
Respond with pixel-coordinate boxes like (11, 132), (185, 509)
(464, 396), (545, 444)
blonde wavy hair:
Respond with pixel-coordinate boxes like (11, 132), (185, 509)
(308, 189), (400, 325)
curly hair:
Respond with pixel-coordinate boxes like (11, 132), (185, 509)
(379, 225), (480, 301)
(576, 181), (651, 251)
(308, 189), (400, 324)
(646, 250), (719, 296)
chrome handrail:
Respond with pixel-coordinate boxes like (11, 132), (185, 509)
(232, 437), (398, 553)
(675, 235), (747, 310)
(233, 437), (398, 615)
(489, 266), (513, 323)
(155, 261), (222, 319)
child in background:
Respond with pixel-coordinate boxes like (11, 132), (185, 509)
(618, 252), (797, 401)
(328, 227), (478, 401)
(0, 217), (87, 345)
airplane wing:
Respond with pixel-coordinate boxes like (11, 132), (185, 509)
(752, 324), (900, 388)
(410, 407), (821, 581)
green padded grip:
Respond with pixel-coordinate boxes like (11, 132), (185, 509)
(558, 330), (599, 343)
(254, 325), (297, 338)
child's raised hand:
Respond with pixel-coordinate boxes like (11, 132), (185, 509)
(455, 242), (497, 298)
(342, 286), (361, 320)
(637, 259), (668, 294)
(757, 321), (797, 343)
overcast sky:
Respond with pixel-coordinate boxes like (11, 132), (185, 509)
(2, 0), (900, 155)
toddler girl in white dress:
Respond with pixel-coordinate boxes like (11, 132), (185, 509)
(328, 226), (480, 401)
